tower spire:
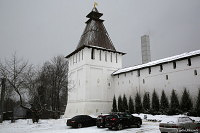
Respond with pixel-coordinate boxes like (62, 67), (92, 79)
(94, 2), (98, 8)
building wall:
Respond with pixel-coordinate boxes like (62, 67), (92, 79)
(64, 47), (123, 117)
(113, 56), (200, 103)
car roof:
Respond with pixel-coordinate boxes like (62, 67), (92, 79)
(160, 116), (191, 124)
(71, 115), (91, 119)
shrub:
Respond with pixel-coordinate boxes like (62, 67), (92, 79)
(152, 89), (159, 112)
(122, 94), (128, 112)
(180, 88), (193, 112)
(112, 95), (118, 112)
(195, 89), (200, 116)
(135, 92), (143, 113)
(160, 90), (169, 114)
(169, 89), (180, 115)
(129, 96), (134, 114)
(143, 92), (150, 112)
(118, 95), (123, 112)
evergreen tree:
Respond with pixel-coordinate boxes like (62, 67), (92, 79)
(170, 89), (180, 114)
(195, 89), (200, 116)
(143, 92), (150, 112)
(129, 96), (134, 114)
(135, 92), (143, 113)
(160, 90), (169, 111)
(180, 88), (193, 112)
(152, 89), (160, 112)
(118, 95), (123, 112)
(123, 94), (128, 112)
(112, 95), (118, 112)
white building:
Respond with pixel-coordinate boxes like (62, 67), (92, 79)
(64, 7), (200, 117)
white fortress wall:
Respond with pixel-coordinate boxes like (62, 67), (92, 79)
(113, 55), (200, 103)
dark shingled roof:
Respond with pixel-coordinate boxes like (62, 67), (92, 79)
(76, 7), (116, 51)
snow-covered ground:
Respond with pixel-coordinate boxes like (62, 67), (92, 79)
(0, 114), (199, 133)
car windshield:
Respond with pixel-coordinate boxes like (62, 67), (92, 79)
(71, 115), (90, 120)
(107, 115), (118, 119)
(160, 117), (178, 124)
(178, 117), (193, 123)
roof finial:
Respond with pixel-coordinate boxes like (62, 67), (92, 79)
(94, 2), (98, 8)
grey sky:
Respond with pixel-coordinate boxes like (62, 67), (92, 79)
(0, 0), (200, 67)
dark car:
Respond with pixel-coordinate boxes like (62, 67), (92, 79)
(67, 115), (96, 128)
(96, 114), (110, 128)
(105, 112), (142, 130)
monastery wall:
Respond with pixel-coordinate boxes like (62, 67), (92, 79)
(113, 55), (200, 103)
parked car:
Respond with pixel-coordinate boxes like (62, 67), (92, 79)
(159, 116), (200, 133)
(96, 114), (110, 128)
(67, 115), (96, 128)
(105, 112), (142, 130)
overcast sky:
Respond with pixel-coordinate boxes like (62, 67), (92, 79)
(0, 0), (200, 68)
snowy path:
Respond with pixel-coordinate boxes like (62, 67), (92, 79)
(1, 114), (199, 133)
(0, 119), (160, 133)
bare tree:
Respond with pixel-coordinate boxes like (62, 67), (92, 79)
(0, 53), (42, 122)
(36, 56), (68, 113)
(0, 53), (31, 109)
(0, 54), (69, 121)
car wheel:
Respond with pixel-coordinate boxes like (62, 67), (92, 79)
(97, 125), (100, 128)
(117, 123), (123, 130)
(78, 123), (82, 128)
(108, 127), (112, 130)
(136, 121), (141, 128)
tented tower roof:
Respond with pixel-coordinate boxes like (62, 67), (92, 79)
(76, 7), (116, 51)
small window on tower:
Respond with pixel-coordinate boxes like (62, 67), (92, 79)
(99, 50), (101, 61)
(148, 67), (151, 74)
(79, 52), (80, 62)
(108, 83), (111, 86)
(73, 56), (75, 64)
(188, 58), (191, 66)
(124, 73), (126, 77)
(110, 53), (112, 62)
(118, 75), (119, 78)
(76, 54), (77, 63)
(105, 51), (107, 62)
(166, 75), (168, 80)
(143, 79), (145, 84)
(194, 70), (197, 75)
(173, 62), (176, 69)
(116, 53), (118, 63)
(137, 70), (140, 77)
(91, 48), (95, 59)
(82, 50), (83, 60)
(160, 65), (163, 72)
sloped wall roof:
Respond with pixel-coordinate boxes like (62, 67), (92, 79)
(113, 49), (200, 75)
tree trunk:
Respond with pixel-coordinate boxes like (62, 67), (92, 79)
(0, 78), (6, 123)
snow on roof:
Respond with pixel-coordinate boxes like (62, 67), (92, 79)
(113, 49), (200, 75)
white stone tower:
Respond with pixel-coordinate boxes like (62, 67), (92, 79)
(141, 35), (151, 64)
(64, 7), (125, 118)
